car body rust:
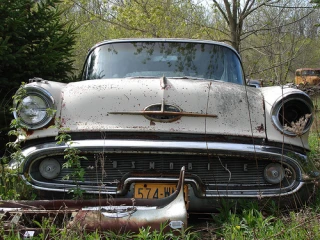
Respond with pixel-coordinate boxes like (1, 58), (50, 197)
(0, 167), (187, 235)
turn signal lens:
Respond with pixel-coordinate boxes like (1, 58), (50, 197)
(39, 158), (61, 180)
(264, 163), (284, 184)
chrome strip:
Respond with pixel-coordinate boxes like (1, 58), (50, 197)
(109, 110), (218, 118)
(18, 139), (307, 159)
(21, 175), (118, 194)
(23, 174), (305, 198)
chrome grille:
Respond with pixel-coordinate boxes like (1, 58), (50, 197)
(30, 153), (295, 190)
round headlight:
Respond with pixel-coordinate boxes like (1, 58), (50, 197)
(39, 158), (61, 180)
(14, 86), (55, 129)
(271, 92), (313, 136)
(264, 163), (285, 184)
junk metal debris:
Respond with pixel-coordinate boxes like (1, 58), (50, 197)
(0, 168), (188, 237)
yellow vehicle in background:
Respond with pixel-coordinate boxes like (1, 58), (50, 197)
(295, 68), (320, 85)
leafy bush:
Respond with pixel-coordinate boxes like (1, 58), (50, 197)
(0, 0), (77, 88)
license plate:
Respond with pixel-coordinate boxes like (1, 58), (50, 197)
(134, 183), (188, 200)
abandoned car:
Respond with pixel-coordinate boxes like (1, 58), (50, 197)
(11, 39), (319, 212)
(295, 68), (320, 86)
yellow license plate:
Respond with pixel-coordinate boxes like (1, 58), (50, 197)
(134, 183), (188, 200)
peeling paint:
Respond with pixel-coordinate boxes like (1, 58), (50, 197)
(256, 124), (265, 133)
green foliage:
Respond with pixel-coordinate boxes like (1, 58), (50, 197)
(0, 145), (34, 200)
(62, 0), (211, 77)
(308, 95), (320, 167)
(0, 84), (26, 157)
(212, 205), (320, 240)
(7, 83), (27, 151)
(101, 230), (134, 240)
(133, 222), (198, 240)
(0, 0), (78, 161)
(0, 0), (77, 88)
(63, 147), (87, 179)
(308, 133), (320, 167)
(110, 0), (208, 39)
(311, 0), (320, 6)
(0, 221), (198, 239)
(0, 84), (34, 200)
(0, 164), (34, 200)
(55, 128), (72, 144)
(55, 128), (88, 199)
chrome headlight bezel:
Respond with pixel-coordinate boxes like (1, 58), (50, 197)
(271, 92), (314, 136)
(13, 86), (55, 130)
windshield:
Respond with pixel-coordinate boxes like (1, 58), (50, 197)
(82, 41), (244, 84)
(301, 70), (320, 77)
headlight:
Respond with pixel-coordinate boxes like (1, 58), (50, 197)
(13, 86), (55, 129)
(271, 92), (313, 136)
(264, 163), (285, 184)
(39, 158), (61, 179)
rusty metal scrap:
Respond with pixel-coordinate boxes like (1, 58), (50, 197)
(0, 167), (188, 236)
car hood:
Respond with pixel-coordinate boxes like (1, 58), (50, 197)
(60, 78), (265, 138)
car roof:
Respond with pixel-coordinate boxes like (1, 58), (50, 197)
(296, 68), (320, 71)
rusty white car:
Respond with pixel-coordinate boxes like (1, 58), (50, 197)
(10, 39), (319, 216)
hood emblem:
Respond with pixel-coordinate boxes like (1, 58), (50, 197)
(144, 103), (182, 122)
(109, 101), (217, 121)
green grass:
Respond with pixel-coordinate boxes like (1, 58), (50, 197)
(0, 222), (200, 239)
(208, 205), (320, 240)
(309, 133), (320, 168)
(309, 93), (320, 167)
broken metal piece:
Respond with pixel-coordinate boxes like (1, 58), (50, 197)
(10, 212), (22, 226)
(23, 231), (35, 239)
(68, 166), (187, 232)
(0, 167), (188, 234)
